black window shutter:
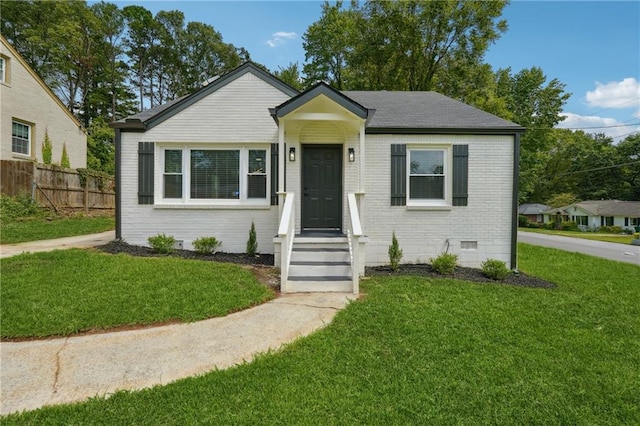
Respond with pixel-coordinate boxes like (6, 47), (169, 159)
(390, 144), (406, 206)
(625, 217), (629, 226)
(452, 144), (469, 206)
(270, 143), (278, 205)
(138, 142), (154, 204)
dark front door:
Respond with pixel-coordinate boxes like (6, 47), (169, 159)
(302, 145), (342, 230)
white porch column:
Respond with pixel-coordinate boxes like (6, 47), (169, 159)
(278, 120), (286, 218)
(358, 122), (366, 230)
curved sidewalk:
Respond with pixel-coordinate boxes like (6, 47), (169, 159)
(1, 292), (355, 415)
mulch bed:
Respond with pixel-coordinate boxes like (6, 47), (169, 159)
(97, 241), (555, 289)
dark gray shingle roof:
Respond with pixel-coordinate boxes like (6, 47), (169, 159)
(343, 91), (524, 132)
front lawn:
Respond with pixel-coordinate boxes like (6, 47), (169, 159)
(1, 215), (115, 244)
(4, 244), (639, 424)
(520, 227), (634, 245)
(0, 249), (274, 338)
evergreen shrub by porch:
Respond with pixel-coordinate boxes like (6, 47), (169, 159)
(388, 231), (403, 272)
(518, 215), (530, 227)
(246, 221), (258, 256)
(430, 252), (458, 275)
(148, 233), (176, 254)
(193, 236), (222, 254)
(560, 221), (579, 232)
(481, 259), (510, 281)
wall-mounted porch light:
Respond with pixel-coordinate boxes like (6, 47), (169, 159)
(289, 147), (296, 162)
(348, 147), (355, 162)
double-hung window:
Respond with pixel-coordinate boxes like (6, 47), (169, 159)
(0, 57), (6, 83)
(12, 121), (31, 156)
(408, 147), (448, 205)
(160, 146), (268, 204)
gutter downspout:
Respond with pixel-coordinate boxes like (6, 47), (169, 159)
(114, 128), (122, 240)
(511, 132), (521, 270)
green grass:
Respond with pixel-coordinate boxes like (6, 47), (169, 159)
(520, 227), (634, 245)
(0, 249), (274, 338)
(1, 215), (115, 244)
(3, 244), (639, 424)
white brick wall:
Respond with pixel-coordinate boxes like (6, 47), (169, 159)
(361, 134), (515, 268)
(119, 72), (288, 253)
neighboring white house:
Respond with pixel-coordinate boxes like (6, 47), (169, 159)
(112, 63), (524, 293)
(0, 35), (86, 167)
(519, 203), (549, 223)
(544, 200), (640, 231)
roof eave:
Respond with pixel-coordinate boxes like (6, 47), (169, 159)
(364, 126), (526, 135)
(109, 119), (147, 131)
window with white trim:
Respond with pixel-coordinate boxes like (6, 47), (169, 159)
(573, 215), (588, 226)
(0, 57), (6, 83)
(408, 147), (449, 205)
(12, 121), (31, 156)
(159, 146), (269, 204)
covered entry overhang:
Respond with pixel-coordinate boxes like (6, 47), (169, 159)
(271, 83), (373, 294)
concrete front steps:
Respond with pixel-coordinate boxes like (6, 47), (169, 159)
(286, 235), (354, 292)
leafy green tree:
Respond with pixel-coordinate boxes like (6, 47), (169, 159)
(86, 118), (116, 174)
(273, 62), (303, 90)
(546, 193), (579, 208)
(616, 133), (640, 200)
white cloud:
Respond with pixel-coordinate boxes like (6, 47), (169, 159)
(586, 77), (640, 109)
(557, 112), (640, 143)
(266, 31), (297, 47)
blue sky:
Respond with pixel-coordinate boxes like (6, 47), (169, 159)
(113, 1), (640, 141)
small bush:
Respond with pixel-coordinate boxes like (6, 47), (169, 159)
(599, 226), (622, 234)
(430, 252), (458, 275)
(193, 236), (222, 254)
(148, 233), (176, 254)
(0, 192), (39, 220)
(388, 231), (403, 272)
(560, 221), (579, 232)
(527, 222), (541, 229)
(633, 233), (640, 240)
(42, 130), (53, 165)
(246, 221), (258, 256)
(60, 143), (71, 168)
(518, 215), (530, 227)
(481, 259), (510, 281)
(544, 222), (556, 230)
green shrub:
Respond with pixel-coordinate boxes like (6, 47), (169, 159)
(60, 143), (71, 168)
(388, 231), (403, 272)
(246, 221), (258, 256)
(518, 215), (530, 227)
(544, 222), (556, 230)
(481, 259), (510, 281)
(527, 222), (541, 229)
(148, 233), (176, 254)
(599, 226), (622, 234)
(560, 221), (579, 231)
(0, 192), (39, 220)
(429, 252), (458, 275)
(633, 233), (640, 240)
(42, 130), (53, 165)
(193, 236), (222, 254)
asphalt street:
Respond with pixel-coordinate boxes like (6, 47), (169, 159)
(518, 231), (640, 266)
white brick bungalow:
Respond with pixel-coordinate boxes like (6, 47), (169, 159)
(544, 200), (640, 231)
(112, 63), (524, 293)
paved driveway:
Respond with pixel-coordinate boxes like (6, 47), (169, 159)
(518, 231), (640, 265)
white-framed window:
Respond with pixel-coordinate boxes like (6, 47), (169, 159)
(0, 57), (6, 83)
(573, 215), (588, 226)
(407, 146), (450, 206)
(12, 121), (31, 156)
(159, 145), (269, 205)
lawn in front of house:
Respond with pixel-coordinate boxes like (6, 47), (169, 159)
(1, 215), (115, 244)
(519, 226), (634, 245)
(0, 249), (274, 338)
(4, 244), (639, 424)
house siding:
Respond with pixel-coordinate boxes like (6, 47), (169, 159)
(119, 73), (289, 253)
(362, 134), (514, 268)
(0, 38), (86, 167)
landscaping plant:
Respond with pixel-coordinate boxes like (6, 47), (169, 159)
(42, 130), (53, 164)
(148, 233), (176, 254)
(61, 142), (71, 168)
(193, 236), (222, 254)
(388, 231), (403, 271)
(481, 258), (510, 281)
(246, 221), (258, 256)
(429, 252), (458, 275)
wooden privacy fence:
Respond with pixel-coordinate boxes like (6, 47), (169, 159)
(1, 160), (115, 212)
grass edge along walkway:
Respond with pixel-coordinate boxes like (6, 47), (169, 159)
(3, 244), (639, 424)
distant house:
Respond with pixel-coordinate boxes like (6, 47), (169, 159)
(544, 200), (640, 231)
(112, 63), (524, 293)
(518, 203), (549, 223)
(0, 35), (86, 168)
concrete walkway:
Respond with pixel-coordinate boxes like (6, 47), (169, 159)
(1, 293), (355, 415)
(0, 232), (357, 415)
(0, 230), (116, 258)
